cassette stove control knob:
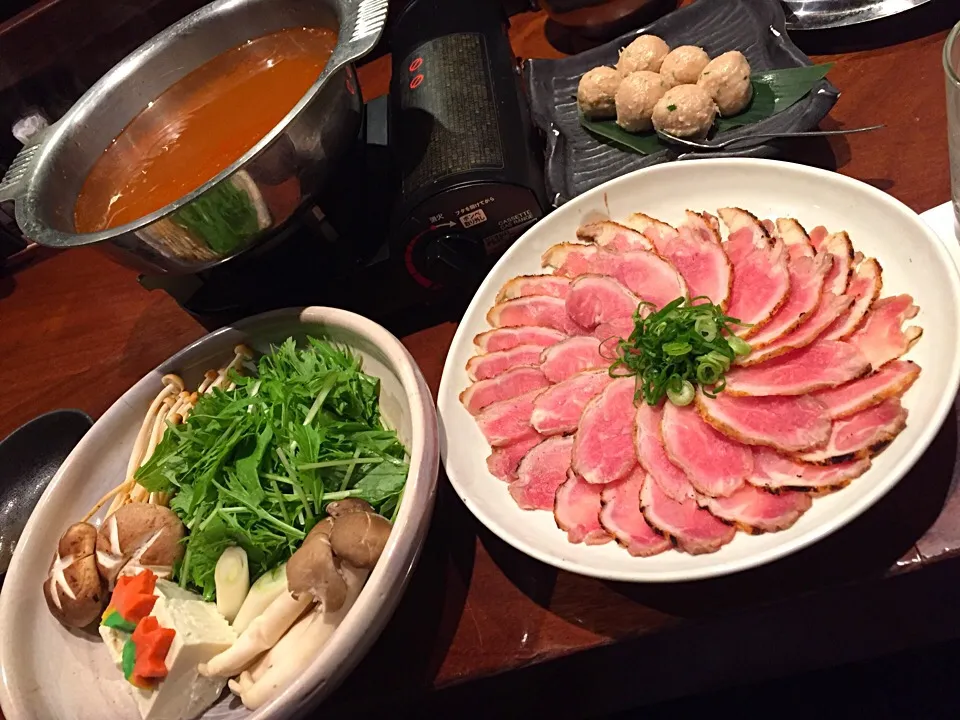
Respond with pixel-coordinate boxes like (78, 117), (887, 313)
(421, 233), (488, 288)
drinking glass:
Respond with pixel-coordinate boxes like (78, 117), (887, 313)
(946, 21), (960, 224)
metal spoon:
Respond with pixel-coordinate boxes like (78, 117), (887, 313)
(656, 124), (885, 151)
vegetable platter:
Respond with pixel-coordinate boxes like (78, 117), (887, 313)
(437, 158), (960, 583)
(0, 307), (438, 720)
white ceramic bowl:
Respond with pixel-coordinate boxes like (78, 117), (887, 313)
(437, 158), (960, 583)
(0, 307), (439, 719)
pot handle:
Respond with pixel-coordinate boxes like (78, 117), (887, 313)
(331, 0), (389, 69)
(0, 142), (40, 204)
(0, 119), (58, 204)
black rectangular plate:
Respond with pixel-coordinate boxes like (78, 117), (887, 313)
(525, 0), (839, 204)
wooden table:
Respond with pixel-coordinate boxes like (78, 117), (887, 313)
(4, 4), (960, 718)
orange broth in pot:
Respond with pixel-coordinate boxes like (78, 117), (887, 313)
(74, 26), (337, 233)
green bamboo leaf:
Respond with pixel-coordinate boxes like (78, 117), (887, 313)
(579, 63), (834, 155)
(578, 111), (665, 154)
(716, 63), (833, 131)
(713, 81), (777, 132)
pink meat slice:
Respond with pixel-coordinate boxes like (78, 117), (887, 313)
(634, 403), (696, 502)
(565, 274), (639, 330)
(848, 294), (923, 370)
(745, 252), (831, 349)
(817, 231), (854, 296)
(627, 210), (733, 308)
(487, 296), (586, 335)
(749, 446), (871, 491)
(696, 391), (832, 453)
(599, 470), (672, 556)
(460, 367), (550, 415)
(553, 247), (687, 309)
(572, 377), (639, 485)
(510, 435), (574, 511)
(724, 340), (871, 396)
(577, 220), (655, 252)
(823, 257), (882, 341)
(541, 242), (597, 271)
(474, 326), (567, 353)
(661, 401), (753, 497)
(497, 274), (572, 302)
(698, 484), (811, 533)
(809, 225), (829, 249)
(738, 292), (853, 366)
(595, 317), (636, 341)
(474, 389), (542, 447)
(466, 344), (542, 381)
(539, 336), (607, 382)
(595, 317), (636, 357)
(554, 472), (613, 544)
(812, 360), (920, 419)
(531, 370), (614, 436)
(640, 472), (736, 554)
(775, 218), (815, 260)
(796, 398), (908, 464)
(718, 207), (790, 337)
(487, 432), (544, 482)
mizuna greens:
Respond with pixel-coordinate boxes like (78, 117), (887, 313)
(608, 297), (751, 407)
(136, 337), (409, 599)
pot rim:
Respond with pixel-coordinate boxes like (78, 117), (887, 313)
(9, 0), (386, 249)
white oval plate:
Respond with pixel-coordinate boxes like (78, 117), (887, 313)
(0, 307), (439, 720)
(437, 159), (960, 583)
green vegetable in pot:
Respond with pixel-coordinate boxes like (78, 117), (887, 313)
(136, 337), (410, 599)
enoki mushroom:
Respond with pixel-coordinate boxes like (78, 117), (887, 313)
(82, 345), (254, 522)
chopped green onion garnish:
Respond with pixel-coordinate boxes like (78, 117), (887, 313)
(609, 296), (751, 406)
(694, 316), (717, 341)
(728, 335), (752, 356)
(667, 379), (695, 406)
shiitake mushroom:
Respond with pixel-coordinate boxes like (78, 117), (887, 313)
(95, 503), (185, 585)
(43, 522), (107, 628)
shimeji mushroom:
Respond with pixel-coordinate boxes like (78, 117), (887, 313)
(208, 345), (254, 393)
(127, 395), (177, 504)
(131, 374), (184, 475)
(82, 374), (184, 522)
(166, 390), (191, 425)
(43, 522), (107, 627)
(95, 503), (185, 586)
(196, 370), (220, 395)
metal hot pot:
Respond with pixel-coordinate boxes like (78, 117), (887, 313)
(0, 0), (387, 275)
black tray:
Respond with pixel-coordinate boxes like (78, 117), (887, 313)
(525, 0), (840, 204)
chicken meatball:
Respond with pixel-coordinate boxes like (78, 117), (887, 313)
(615, 71), (670, 132)
(698, 50), (753, 117)
(577, 66), (622, 120)
(617, 35), (670, 76)
(659, 45), (710, 88)
(652, 84), (717, 139)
